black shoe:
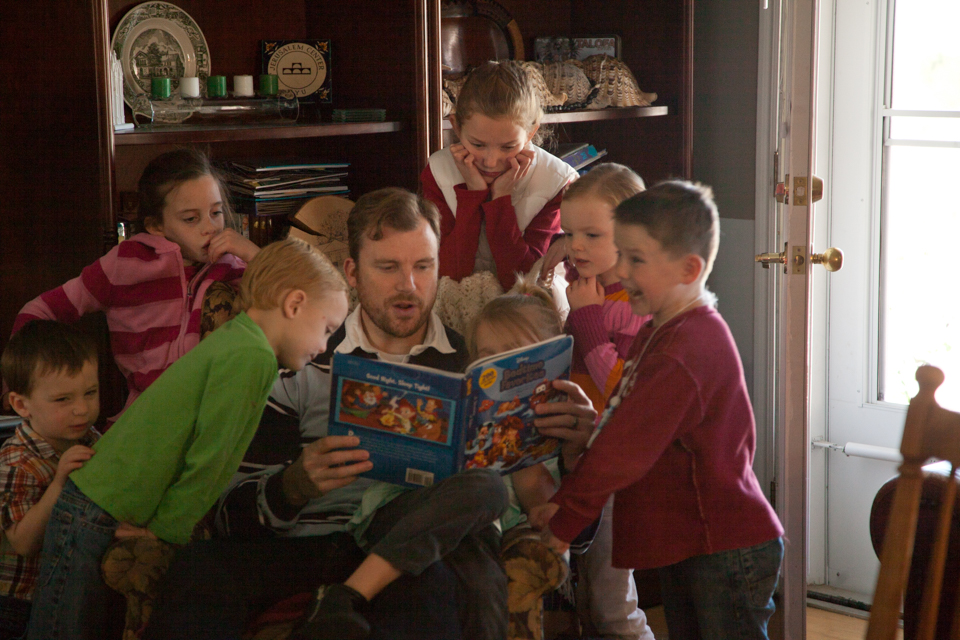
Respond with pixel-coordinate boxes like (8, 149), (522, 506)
(289, 583), (371, 640)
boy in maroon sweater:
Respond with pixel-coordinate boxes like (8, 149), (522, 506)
(532, 181), (784, 640)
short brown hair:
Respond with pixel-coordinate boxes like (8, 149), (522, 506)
(238, 237), (348, 311)
(2, 320), (98, 397)
(614, 180), (720, 279)
(564, 163), (646, 209)
(347, 188), (440, 262)
(454, 61), (543, 139)
(467, 277), (564, 360)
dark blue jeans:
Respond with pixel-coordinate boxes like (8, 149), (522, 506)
(0, 594), (31, 640)
(25, 479), (119, 640)
(658, 537), (783, 640)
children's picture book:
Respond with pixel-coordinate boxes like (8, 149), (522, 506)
(327, 335), (574, 488)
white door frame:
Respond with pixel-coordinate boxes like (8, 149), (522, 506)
(754, 0), (822, 637)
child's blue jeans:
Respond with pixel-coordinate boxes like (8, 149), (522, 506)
(25, 479), (119, 640)
(657, 536), (783, 640)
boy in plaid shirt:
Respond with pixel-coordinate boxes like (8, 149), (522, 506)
(0, 321), (100, 639)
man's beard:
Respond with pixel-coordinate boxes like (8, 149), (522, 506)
(357, 288), (434, 339)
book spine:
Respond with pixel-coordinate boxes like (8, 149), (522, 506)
(455, 377), (473, 474)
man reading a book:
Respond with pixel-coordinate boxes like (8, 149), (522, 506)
(146, 188), (492, 639)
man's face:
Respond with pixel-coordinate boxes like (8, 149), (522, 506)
(346, 220), (439, 341)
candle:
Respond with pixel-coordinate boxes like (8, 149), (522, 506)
(233, 75), (254, 97)
(180, 76), (200, 98)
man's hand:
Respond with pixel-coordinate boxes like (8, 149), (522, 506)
(450, 143), (489, 192)
(566, 276), (605, 312)
(533, 380), (597, 470)
(207, 228), (260, 264)
(282, 436), (373, 506)
(52, 445), (95, 488)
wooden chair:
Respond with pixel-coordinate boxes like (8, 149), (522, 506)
(867, 365), (960, 640)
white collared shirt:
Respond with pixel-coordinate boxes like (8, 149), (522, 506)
(335, 305), (456, 363)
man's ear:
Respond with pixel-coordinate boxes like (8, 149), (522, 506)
(8, 392), (30, 421)
(343, 258), (358, 289)
(680, 254), (705, 285)
(281, 289), (308, 319)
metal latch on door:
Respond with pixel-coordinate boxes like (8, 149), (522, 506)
(755, 243), (843, 274)
(774, 175), (824, 206)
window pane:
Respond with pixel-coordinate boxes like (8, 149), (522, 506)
(880, 145), (960, 405)
(890, 116), (960, 143)
(891, 0), (960, 111)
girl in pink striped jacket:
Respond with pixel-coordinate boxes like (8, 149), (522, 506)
(9, 148), (259, 420)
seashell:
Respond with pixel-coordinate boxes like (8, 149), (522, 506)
(542, 61), (593, 105)
(516, 61), (567, 109)
(579, 55), (657, 109)
(441, 87), (454, 118)
(443, 76), (467, 115)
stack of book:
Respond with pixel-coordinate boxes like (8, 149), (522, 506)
(221, 159), (350, 245)
(556, 143), (608, 173)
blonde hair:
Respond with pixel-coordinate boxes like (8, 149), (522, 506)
(564, 163), (646, 210)
(454, 61), (543, 138)
(238, 237), (348, 311)
(467, 276), (564, 360)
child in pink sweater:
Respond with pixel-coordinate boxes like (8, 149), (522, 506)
(9, 148), (259, 419)
(542, 164), (654, 639)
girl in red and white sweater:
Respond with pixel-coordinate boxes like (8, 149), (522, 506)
(421, 61), (577, 292)
(9, 148), (259, 420)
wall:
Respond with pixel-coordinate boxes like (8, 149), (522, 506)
(694, 0), (761, 391)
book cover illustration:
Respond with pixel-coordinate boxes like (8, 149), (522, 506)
(328, 335), (573, 488)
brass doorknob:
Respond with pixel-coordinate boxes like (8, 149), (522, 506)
(811, 247), (843, 272)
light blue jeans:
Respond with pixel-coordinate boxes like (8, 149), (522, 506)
(657, 537), (783, 640)
(25, 479), (119, 640)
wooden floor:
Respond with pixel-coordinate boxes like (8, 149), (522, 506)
(643, 605), (903, 640)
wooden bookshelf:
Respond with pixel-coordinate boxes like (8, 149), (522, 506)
(114, 121), (403, 146)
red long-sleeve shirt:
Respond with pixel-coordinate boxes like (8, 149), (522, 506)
(549, 306), (783, 570)
(421, 164), (563, 291)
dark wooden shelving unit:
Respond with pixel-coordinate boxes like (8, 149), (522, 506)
(114, 121), (403, 145)
(2, 0), (692, 420)
(442, 106), (669, 129)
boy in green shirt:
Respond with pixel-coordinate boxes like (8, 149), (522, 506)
(25, 238), (350, 640)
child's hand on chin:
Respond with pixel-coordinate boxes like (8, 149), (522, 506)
(450, 143), (488, 192)
(566, 276), (605, 312)
(114, 522), (157, 539)
(207, 228), (260, 263)
(491, 148), (534, 201)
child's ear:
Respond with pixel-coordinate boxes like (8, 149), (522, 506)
(8, 392), (30, 420)
(281, 289), (308, 319)
(680, 254), (705, 284)
(343, 258), (358, 289)
(525, 124), (540, 145)
(144, 217), (165, 237)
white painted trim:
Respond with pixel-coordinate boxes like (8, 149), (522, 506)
(753, 0), (781, 504)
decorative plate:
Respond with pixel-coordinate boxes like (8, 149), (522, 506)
(111, 1), (211, 108)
